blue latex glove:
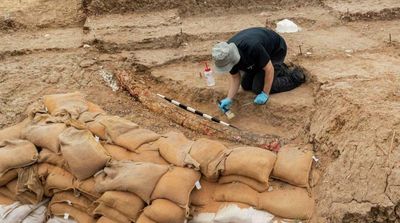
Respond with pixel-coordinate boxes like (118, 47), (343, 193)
(219, 98), (232, 113)
(254, 91), (269, 105)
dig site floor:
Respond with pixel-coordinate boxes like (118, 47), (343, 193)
(1, 0), (400, 222)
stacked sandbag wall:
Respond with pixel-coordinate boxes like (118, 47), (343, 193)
(0, 92), (316, 223)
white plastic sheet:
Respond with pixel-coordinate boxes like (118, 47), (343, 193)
(276, 19), (300, 33)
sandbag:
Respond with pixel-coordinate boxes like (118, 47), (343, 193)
(16, 165), (44, 204)
(87, 101), (106, 114)
(223, 147), (276, 184)
(272, 145), (313, 187)
(0, 200), (48, 223)
(59, 127), (110, 180)
(218, 175), (268, 192)
(50, 192), (92, 214)
(97, 216), (118, 223)
(95, 161), (169, 203)
(156, 132), (195, 167)
(43, 92), (88, 119)
(47, 216), (78, 223)
(213, 183), (258, 207)
(98, 115), (138, 140)
(151, 166), (200, 207)
(136, 214), (157, 223)
(0, 187), (14, 200)
(38, 148), (66, 167)
(78, 112), (106, 139)
(23, 118), (66, 153)
(104, 144), (168, 165)
(0, 193), (15, 205)
(44, 166), (74, 196)
(195, 201), (251, 214)
(50, 203), (96, 223)
(75, 178), (101, 200)
(93, 203), (130, 223)
(258, 186), (314, 220)
(189, 139), (227, 180)
(111, 128), (160, 152)
(0, 118), (31, 142)
(6, 180), (39, 204)
(0, 140), (38, 177)
(190, 179), (218, 206)
(143, 199), (185, 223)
(95, 191), (144, 221)
(0, 169), (18, 187)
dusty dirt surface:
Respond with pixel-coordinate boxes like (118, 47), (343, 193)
(1, 0), (400, 222)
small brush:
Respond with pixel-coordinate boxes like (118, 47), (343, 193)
(217, 100), (235, 120)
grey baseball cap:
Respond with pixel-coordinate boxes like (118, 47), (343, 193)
(212, 42), (240, 73)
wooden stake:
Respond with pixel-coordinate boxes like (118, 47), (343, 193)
(389, 33), (392, 44)
(298, 45), (302, 55)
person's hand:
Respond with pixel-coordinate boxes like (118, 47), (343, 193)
(254, 92), (269, 105)
(219, 98), (232, 112)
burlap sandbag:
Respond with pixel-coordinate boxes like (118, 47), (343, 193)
(151, 166), (200, 207)
(194, 201), (251, 214)
(16, 165), (44, 204)
(95, 161), (169, 203)
(74, 177), (101, 200)
(87, 101), (106, 114)
(0, 186), (14, 200)
(37, 163), (56, 180)
(272, 145), (313, 187)
(112, 128), (160, 152)
(143, 199), (185, 223)
(0, 193), (15, 205)
(95, 191), (145, 221)
(0, 169), (18, 187)
(98, 115), (138, 140)
(0, 118), (31, 142)
(97, 216), (118, 223)
(213, 182), (258, 207)
(43, 92), (88, 119)
(258, 186), (314, 220)
(0, 140), (38, 177)
(50, 191), (93, 214)
(38, 148), (66, 167)
(78, 112), (106, 139)
(218, 175), (268, 192)
(23, 120), (66, 153)
(93, 203), (130, 223)
(156, 131), (196, 167)
(189, 139), (227, 180)
(103, 144), (168, 165)
(6, 179), (38, 204)
(223, 147), (276, 184)
(136, 214), (157, 223)
(59, 127), (111, 180)
(190, 179), (218, 206)
(50, 203), (96, 223)
(44, 166), (74, 196)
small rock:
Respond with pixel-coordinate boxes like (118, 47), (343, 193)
(83, 44), (91, 48)
(345, 49), (353, 53)
(79, 59), (96, 68)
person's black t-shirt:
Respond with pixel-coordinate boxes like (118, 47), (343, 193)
(227, 27), (286, 75)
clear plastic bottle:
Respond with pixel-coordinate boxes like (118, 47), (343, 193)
(204, 63), (215, 87)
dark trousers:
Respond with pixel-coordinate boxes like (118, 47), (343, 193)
(241, 63), (304, 94)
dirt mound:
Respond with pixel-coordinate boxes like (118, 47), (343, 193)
(87, 0), (320, 16)
(342, 202), (400, 223)
(0, 18), (25, 33)
(341, 7), (400, 21)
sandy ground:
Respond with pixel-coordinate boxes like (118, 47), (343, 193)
(1, 0), (400, 221)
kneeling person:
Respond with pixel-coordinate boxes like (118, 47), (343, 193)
(212, 27), (305, 112)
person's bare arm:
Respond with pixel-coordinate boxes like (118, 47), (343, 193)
(262, 61), (274, 94)
(227, 73), (241, 99)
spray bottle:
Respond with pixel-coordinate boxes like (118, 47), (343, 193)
(204, 62), (215, 87)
